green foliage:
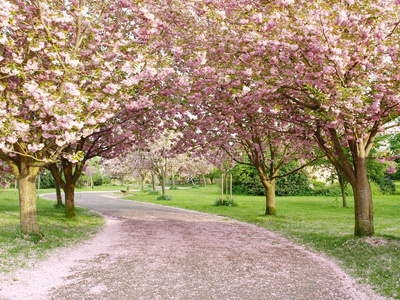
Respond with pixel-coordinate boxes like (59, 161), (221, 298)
(366, 150), (396, 194)
(92, 174), (103, 186)
(231, 164), (264, 195)
(275, 170), (311, 196)
(169, 187), (178, 190)
(214, 198), (238, 207)
(388, 133), (400, 180)
(101, 175), (112, 185)
(37, 171), (56, 189)
(156, 194), (172, 200)
(206, 168), (222, 182)
(231, 163), (312, 196)
(370, 176), (395, 195)
(309, 181), (346, 197)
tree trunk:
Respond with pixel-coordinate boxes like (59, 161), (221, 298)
(254, 163), (276, 215)
(55, 180), (63, 206)
(225, 173), (228, 199)
(202, 174), (206, 187)
(221, 174), (224, 201)
(64, 184), (76, 218)
(230, 174), (232, 200)
(18, 162), (40, 234)
(152, 173), (156, 191)
(161, 175), (166, 195)
(171, 173), (175, 188)
(262, 179), (276, 215)
(338, 174), (347, 208)
(141, 177), (146, 190)
(352, 157), (374, 236)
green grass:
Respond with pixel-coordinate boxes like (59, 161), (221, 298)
(0, 189), (105, 273)
(125, 185), (400, 299)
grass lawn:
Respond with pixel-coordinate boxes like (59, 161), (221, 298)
(125, 185), (400, 299)
(0, 189), (105, 273)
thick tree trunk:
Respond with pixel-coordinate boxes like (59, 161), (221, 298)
(64, 184), (76, 218)
(55, 180), (63, 206)
(18, 162), (40, 234)
(352, 157), (374, 236)
(161, 175), (166, 195)
(254, 164), (276, 215)
(202, 174), (206, 187)
(262, 179), (276, 215)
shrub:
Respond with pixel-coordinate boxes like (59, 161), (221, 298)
(275, 171), (311, 196)
(92, 175), (103, 186)
(148, 190), (160, 195)
(231, 163), (312, 196)
(37, 171), (56, 189)
(370, 176), (395, 195)
(214, 198), (238, 207)
(156, 194), (172, 200)
(169, 187), (178, 190)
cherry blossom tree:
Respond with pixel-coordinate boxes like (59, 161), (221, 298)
(0, 161), (15, 188)
(101, 156), (133, 186)
(177, 155), (214, 187)
(257, 0), (400, 235)
(144, 1), (322, 215)
(129, 149), (152, 190)
(0, 0), (163, 233)
(147, 134), (176, 195)
(149, 0), (400, 235)
(47, 108), (155, 218)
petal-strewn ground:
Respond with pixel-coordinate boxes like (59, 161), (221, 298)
(0, 192), (390, 300)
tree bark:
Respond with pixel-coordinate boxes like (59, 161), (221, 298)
(47, 159), (85, 219)
(202, 174), (207, 187)
(17, 161), (40, 234)
(352, 157), (374, 236)
(161, 175), (166, 195)
(221, 174), (224, 201)
(338, 173), (347, 208)
(64, 184), (75, 218)
(254, 164), (276, 215)
(152, 173), (156, 191)
(171, 173), (175, 188)
(141, 177), (146, 190)
(225, 173), (228, 199)
(262, 179), (276, 215)
(55, 180), (63, 206)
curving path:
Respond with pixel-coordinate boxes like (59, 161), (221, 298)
(0, 192), (389, 300)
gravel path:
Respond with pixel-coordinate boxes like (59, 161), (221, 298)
(0, 192), (389, 300)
